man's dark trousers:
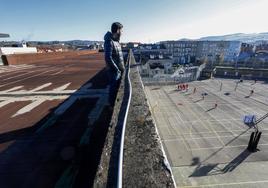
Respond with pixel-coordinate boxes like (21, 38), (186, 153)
(108, 70), (120, 106)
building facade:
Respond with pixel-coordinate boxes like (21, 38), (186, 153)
(196, 41), (241, 63)
(161, 41), (197, 64)
(161, 40), (241, 64)
(140, 58), (174, 77)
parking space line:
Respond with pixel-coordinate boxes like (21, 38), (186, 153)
(178, 179), (268, 188)
(164, 132), (268, 142)
(189, 143), (268, 151)
(154, 87), (191, 151)
(0, 69), (57, 88)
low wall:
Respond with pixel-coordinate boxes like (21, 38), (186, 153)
(94, 51), (174, 187)
(1, 50), (98, 65)
(215, 67), (268, 80)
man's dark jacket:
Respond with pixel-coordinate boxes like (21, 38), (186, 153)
(104, 31), (125, 73)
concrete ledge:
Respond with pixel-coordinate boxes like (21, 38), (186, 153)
(94, 52), (174, 187)
(122, 55), (174, 187)
(93, 60), (128, 187)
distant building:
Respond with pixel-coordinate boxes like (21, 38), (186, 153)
(237, 43), (255, 63)
(0, 33), (10, 65)
(122, 42), (141, 49)
(89, 42), (103, 50)
(196, 41), (241, 63)
(140, 58), (174, 77)
(161, 41), (197, 64)
(0, 40), (37, 55)
(134, 43), (172, 64)
(255, 41), (268, 53)
(0, 33), (10, 38)
(240, 43), (255, 54)
(161, 40), (241, 64)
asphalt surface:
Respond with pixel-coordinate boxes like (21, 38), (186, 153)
(0, 52), (111, 188)
(145, 78), (268, 188)
(0, 53), (106, 134)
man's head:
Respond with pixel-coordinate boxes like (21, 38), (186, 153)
(111, 22), (123, 41)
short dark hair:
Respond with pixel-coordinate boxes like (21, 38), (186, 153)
(111, 22), (123, 33)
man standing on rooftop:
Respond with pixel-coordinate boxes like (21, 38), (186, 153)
(104, 22), (125, 106)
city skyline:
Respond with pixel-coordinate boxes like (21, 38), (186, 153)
(1, 0), (268, 43)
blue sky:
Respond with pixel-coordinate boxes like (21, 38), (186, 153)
(1, 0), (267, 42)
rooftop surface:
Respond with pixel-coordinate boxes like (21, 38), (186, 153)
(145, 79), (268, 187)
(0, 52), (107, 135)
(0, 51), (111, 187)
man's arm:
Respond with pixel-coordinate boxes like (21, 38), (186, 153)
(105, 41), (120, 72)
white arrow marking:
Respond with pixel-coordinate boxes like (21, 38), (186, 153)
(12, 99), (46, 117)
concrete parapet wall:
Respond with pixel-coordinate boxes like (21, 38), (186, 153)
(94, 51), (174, 187)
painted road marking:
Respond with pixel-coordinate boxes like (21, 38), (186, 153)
(0, 86), (24, 93)
(0, 69), (56, 88)
(30, 83), (52, 92)
(0, 83), (75, 117)
(36, 88), (109, 133)
(188, 143), (268, 151)
(179, 180), (268, 188)
(53, 83), (71, 91)
(2, 71), (36, 81)
(0, 100), (13, 108)
(50, 70), (64, 76)
(12, 99), (46, 117)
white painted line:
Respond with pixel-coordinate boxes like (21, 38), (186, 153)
(189, 143), (268, 151)
(180, 118), (242, 124)
(0, 69), (57, 88)
(53, 83), (71, 92)
(170, 85), (226, 146)
(0, 65), (37, 77)
(155, 87), (191, 151)
(12, 99), (46, 117)
(197, 98), (239, 138)
(178, 179), (268, 188)
(0, 96), (68, 101)
(50, 70), (64, 76)
(0, 86), (24, 93)
(30, 83), (52, 92)
(163, 132), (263, 142)
(0, 100), (13, 108)
(2, 71), (36, 81)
